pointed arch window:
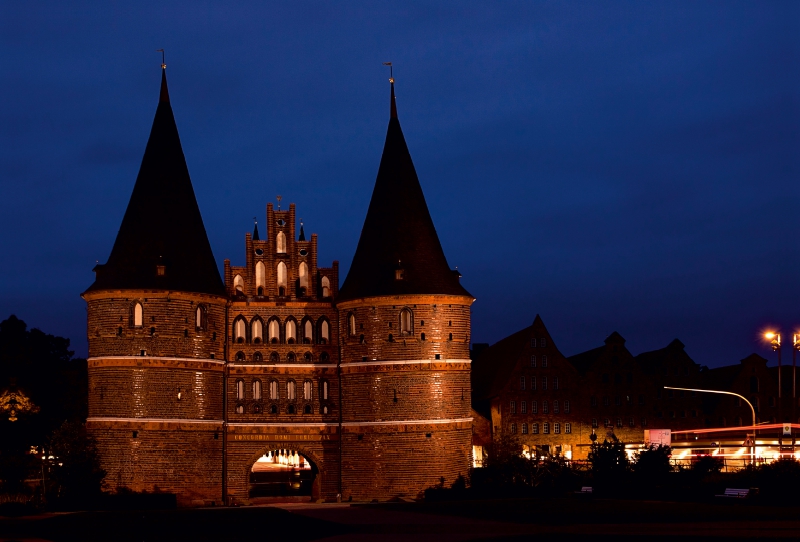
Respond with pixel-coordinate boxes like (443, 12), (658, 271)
(255, 261), (266, 294)
(251, 319), (263, 343)
(321, 276), (331, 298)
(399, 309), (413, 336)
(287, 380), (296, 401)
(303, 380), (313, 401)
(133, 302), (143, 327)
(277, 262), (287, 296)
(234, 317), (247, 343)
(303, 319), (313, 343)
(195, 305), (206, 330)
(276, 232), (286, 253)
(319, 319), (330, 344)
(298, 262), (309, 292)
(269, 379), (278, 400)
(268, 319), (280, 344)
(286, 319), (297, 344)
(234, 274), (244, 293)
(320, 379), (329, 400)
(236, 379), (245, 400)
(348, 313), (356, 336)
(252, 380), (262, 400)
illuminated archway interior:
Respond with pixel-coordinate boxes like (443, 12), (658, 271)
(249, 449), (316, 498)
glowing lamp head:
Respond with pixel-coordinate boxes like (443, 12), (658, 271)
(765, 332), (776, 340)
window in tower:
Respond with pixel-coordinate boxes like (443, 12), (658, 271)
(348, 313), (356, 336)
(268, 318), (280, 344)
(236, 379), (245, 400)
(287, 380), (296, 401)
(195, 305), (206, 330)
(285, 318), (297, 344)
(321, 379), (329, 400)
(303, 319), (313, 343)
(234, 274), (244, 293)
(298, 262), (309, 296)
(303, 380), (312, 401)
(277, 231), (286, 253)
(234, 318), (246, 343)
(251, 318), (263, 343)
(399, 309), (413, 336)
(321, 276), (331, 298)
(255, 261), (266, 294)
(133, 302), (143, 327)
(252, 380), (262, 400)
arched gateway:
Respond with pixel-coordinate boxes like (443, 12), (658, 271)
(248, 447), (321, 501)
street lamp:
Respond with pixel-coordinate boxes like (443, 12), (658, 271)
(765, 332), (783, 449)
(664, 386), (757, 465)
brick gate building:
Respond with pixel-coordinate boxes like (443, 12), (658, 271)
(83, 67), (473, 505)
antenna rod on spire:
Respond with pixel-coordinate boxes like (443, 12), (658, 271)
(156, 49), (166, 69)
(382, 62), (393, 83)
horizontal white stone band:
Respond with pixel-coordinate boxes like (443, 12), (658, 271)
(341, 417), (473, 427)
(344, 359), (471, 367)
(229, 364), (322, 369)
(88, 356), (225, 365)
(87, 417), (222, 424)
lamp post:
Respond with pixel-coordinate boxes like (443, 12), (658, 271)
(794, 334), (800, 451)
(765, 332), (783, 450)
(664, 386), (757, 465)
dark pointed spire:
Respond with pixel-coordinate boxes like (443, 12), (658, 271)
(253, 218), (260, 241)
(298, 219), (306, 241)
(159, 67), (170, 103)
(390, 81), (397, 119)
(338, 79), (470, 301)
(86, 67), (225, 296)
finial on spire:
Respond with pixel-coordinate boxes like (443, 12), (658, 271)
(157, 50), (170, 103)
(157, 49), (166, 69)
(298, 218), (306, 241)
(252, 217), (260, 240)
(383, 62), (397, 119)
(276, 195), (282, 210)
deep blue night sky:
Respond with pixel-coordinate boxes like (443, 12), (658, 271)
(1, 2), (798, 367)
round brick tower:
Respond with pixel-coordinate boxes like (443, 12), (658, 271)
(82, 67), (227, 506)
(336, 79), (474, 500)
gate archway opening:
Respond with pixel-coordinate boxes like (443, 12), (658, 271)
(249, 449), (319, 499)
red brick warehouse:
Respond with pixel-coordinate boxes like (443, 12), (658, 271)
(83, 66), (474, 505)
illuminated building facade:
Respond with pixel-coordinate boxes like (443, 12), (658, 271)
(83, 67), (472, 505)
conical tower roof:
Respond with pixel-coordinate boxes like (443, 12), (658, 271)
(85, 68), (225, 296)
(338, 82), (470, 301)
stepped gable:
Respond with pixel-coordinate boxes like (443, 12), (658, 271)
(86, 68), (225, 296)
(337, 81), (470, 301)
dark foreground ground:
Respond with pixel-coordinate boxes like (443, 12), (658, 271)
(2, 498), (800, 541)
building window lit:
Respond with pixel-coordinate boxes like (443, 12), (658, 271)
(532, 423), (539, 434)
(521, 401), (527, 414)
(400, 309), (413, 335)
(543, 422), (550, 434)
(554, 423), (560, 434)
(133, 302), (143, 327)
(565, 423), (571, 434)
(522, 423), (528, 434)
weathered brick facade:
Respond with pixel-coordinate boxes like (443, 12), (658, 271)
(84, 69), (474, 505)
